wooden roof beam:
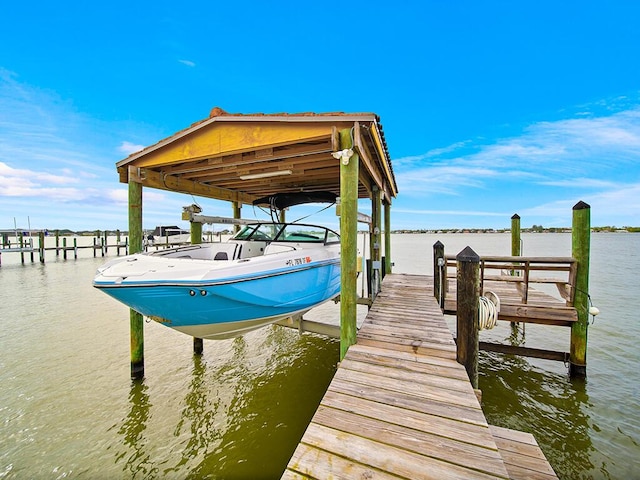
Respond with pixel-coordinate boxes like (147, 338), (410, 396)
(127, 166), (255, 204)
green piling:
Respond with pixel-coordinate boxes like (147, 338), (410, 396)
(39, 231), (45, 263)
(190, 218), (204, 355)
(511, 214), (521, 256)
(384, 201), (392, 275)
(128, 181), (144, 380)
(339, 128), (359, 360)
(570, 201), (591, 378)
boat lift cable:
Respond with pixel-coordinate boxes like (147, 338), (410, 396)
(478, 291), (500, 330)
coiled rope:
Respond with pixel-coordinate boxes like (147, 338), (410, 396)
(478, 291), (500, 330)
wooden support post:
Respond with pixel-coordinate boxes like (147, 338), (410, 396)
(570, 201), (591, 378)
(456, 246), (480, 389)
(339, 128), (359, 360)
(433, 241), (445, 308)
(73, 238), (78, 259)
(19, 232), (24, 264)
(370, 187), (382, 297)
(511, 214), (521, 256)
(55, 230), (60, 256)
(116, 229), (121, 255)
(233, 201), (242, 234)
(63, 238), (68, 260)
(38, 231), (45, 263)
(384, 200), (392, 275)
(278, 209), (286, 223)
(190, 217), (204, 355)
(103, 230), (108, 255)
(129, 181), (144, 380)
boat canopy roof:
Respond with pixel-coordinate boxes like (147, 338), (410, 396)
(252, 191), (337, 210)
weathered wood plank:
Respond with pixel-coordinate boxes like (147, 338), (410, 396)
(284, 274), (555, 480)
(328, 375), (488, 426)
(297, 423), (508, 480)
(312, 404), (508, 478)
(339, 357), (472, 394)
(345, 345), (470, 381)
(319, 390), (497, 449)
(356, 336), (458, 359)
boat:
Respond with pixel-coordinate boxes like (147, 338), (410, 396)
(145, 225), (191, 246)
(94, 213), (341, 340)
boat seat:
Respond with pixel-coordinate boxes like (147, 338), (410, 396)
(214, 252), (228, 260)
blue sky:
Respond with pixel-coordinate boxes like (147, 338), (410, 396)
(1, 1), (640, 231)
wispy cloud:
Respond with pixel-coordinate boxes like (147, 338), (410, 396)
(396, 103), (640, 193)
(118, 141), (145, 155)
(178, 59), (196, 67)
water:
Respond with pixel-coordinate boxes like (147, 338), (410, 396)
(1, 233), (638, 479)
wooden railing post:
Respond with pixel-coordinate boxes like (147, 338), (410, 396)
(456, 246), (480, 389)
(570, 201), (591, 378)
(433, 241), (445, 308)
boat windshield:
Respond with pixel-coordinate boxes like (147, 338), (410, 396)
(232, 223), (339, 244)
(232, 223), (284, 241)
(274, 224), (340, 243)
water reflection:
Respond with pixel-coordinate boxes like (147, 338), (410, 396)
(111, 328), (338, 479)
(115, 381), (158, 479)
(480, 352), (609, 480)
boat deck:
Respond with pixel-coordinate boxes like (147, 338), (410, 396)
(283, 273), (557, 479)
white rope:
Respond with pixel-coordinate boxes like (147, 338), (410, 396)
(478, 291), (500, 330)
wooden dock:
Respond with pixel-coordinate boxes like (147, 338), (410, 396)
(283, 273), (557, 480)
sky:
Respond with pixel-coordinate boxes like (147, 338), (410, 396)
(1, 1), (640, 232)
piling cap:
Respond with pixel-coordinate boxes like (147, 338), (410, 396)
(456, 246), (480, 262)
(433, 240), (444, 248)
(573, 200), (591, 210)
(511, 214), (520, 219)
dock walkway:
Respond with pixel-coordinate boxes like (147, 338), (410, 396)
(283, 273), (556, 480)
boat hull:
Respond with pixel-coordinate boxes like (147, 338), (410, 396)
(95, 257), (340, 339)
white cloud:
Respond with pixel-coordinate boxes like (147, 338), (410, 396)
(118, 141), (145, 155)
(178, 59), (196, 67)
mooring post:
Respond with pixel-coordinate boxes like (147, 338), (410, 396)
(384, 201), (392, 275)
(38, 231), (45, 263)
(129, 180), (144, 380)
(73, 238), (78, 259)
(570, 201), (591, 378)
(190, 216), (204, 355)
(55, 230), (60, 256)
(339, 128), (359, 360)
(19, 232), (24, 264)
(433, 241), (445, 308)
(510, 214), (521, 329)
(63, 237), (68, 260)
(456, 246), (480, 389)
(511, 214), (521, 257)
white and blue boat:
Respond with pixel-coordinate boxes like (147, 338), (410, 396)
(93, 221), (341, 339)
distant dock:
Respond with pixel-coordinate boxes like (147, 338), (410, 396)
(283, 274), (557, 479)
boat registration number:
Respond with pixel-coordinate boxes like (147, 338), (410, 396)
(286, 256), (312, 267)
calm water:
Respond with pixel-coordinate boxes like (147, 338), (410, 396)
(1, 233), (638, 479)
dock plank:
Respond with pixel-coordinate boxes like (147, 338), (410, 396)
(283, 274), (556, 479)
